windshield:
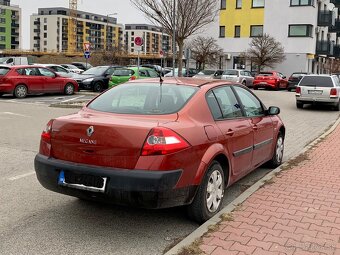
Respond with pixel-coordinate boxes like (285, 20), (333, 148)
(0, 66), (10, 75)
(88, 83), (199, 115)
(82, 66), (108, 75)
(223, 70), (238, 76)
(198, 70), (215, 75)
(299, 76), (334, 87)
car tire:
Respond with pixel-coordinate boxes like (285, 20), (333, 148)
(287, 87), (291, 92)
(64, 83), (75, 95)
(14, 84), (28, 98)
(333, 101), (340, 111)
(187, 161), (225, 223)
(268, 132), (284, 168)
(296, 102), (303, 109)
(242, 81), (247, 87)
(93, 82), (103, 92)
(274, 83), (279, 91)
(253, 86), (258, 90)
(0, 93), (3, 97)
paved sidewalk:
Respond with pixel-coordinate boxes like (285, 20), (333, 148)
(194, 124), (340, 255)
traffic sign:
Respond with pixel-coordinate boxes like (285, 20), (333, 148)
(160, 50), (164, 57)
(83, 42), (91, 51)
(134, 37), (143, 46)
(84, 51), (91, 59)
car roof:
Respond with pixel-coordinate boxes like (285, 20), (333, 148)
(129, 77), (234, 87)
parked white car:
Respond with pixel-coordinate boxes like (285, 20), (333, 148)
(61, 64), (84, 74)
(34, 64), (76, 78)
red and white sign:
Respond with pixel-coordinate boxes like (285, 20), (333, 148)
(160, 50), (164, 57)
(134, 37), (144, 46)
(83, 42), (91, 51)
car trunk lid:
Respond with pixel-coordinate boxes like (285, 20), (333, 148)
(50, 111), (178, 169)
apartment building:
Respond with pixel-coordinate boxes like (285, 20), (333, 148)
(0, 0), (21, 50)
(125, 24), (172, 56)
(211, 0), (339, 76)
(30, 7), (124, 53)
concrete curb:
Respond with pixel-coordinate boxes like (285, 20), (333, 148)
(76, 91), (100, 96)
(165, 115), (340, 255)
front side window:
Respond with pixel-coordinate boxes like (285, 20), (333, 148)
(207, 86), (243, 120)
(288, 24), (313, 37)
(88, 83), (198, 115)
(250, 25), (263, 37)
(290, 0), (314, 6)
(233, 86), (264, 117)
(252, 0), (265, 8)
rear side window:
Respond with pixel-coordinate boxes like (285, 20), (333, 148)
(299, 76), (334, 87)
(88, 83), (198, 115)
(0, 67), (10, 75)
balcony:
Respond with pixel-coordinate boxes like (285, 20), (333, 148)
(316, 40), (334, 56)
(330, 0), (340, 8)
(34, 20), (40, 25)
(11, 40), (19, 45)
(11, 32), (19, 36)
(318, 10), (333, 27)
(329, 19), (340, 32)
(334, 45), (340, 57)
(11, 23), (19, 28)
(34, 36), (40, 40)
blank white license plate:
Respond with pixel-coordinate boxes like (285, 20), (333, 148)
(308, 90), (322, 95)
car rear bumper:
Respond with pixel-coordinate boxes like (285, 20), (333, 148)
(34, 154), (197, 209)
(296, 96), (339, 105)
(0, 84), (14, 93)
(253, 81), (276, 88)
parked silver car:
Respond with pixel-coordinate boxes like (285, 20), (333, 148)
(221, 69), (254, 87)
(36, 64), (76, 78)
(296, 75), (340, 111)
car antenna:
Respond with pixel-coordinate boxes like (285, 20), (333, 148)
(159, 69), (163, 103)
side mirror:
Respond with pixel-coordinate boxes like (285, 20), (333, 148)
(267, 106), (280, 115)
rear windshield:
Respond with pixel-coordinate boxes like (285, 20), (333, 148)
(199, 70), (215, 75)
(291, 73), (307, 78)
(0, 67), (10, 75)
(259, 72), (274, 76)
(88, 83), (199, 115)
(299, 76), (334, 87)
(223, 70), (238, 75)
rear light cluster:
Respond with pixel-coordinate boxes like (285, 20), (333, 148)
(39, 119), (53, 157)
(129, 76), (137, 81)
(296, 87), (301, 95)
(330, 88), (338, 97)
(141, 127), (190, 156)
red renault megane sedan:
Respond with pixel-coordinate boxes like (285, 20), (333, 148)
(35, 78), (285, 223)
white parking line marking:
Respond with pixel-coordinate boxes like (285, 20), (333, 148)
(61, 95), (84, 103)
(8, 172), (35, 181)
(0, 112), (31, 118)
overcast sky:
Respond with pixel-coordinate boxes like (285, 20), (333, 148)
(11, 0), (149, 49)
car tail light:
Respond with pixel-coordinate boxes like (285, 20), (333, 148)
(141, 127), (190, 156)
(39, 119), (53, 157)
(296, 86), (301, 95)
(330, 88), (338, 97)
(129, 76), (137, 81)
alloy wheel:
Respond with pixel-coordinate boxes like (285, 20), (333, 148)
(206, 170), (223, 213)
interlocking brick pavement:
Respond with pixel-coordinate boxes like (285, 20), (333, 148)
(199, 123), (340, 255)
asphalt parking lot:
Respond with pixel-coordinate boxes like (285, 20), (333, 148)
(0, 89), (339, 255)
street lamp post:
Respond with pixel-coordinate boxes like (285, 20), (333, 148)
(106, 13), (117, 51)
(172, 0), (176, 76)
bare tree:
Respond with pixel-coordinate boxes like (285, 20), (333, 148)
(90, 47), (130, 66)
(242, 34), (286, 74)
(131, 0), (219, 76)
(190, 36), (223, 70)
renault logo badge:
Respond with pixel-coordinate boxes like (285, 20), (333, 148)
(87, 126), (94, 137)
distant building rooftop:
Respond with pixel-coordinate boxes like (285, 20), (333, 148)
(125, 24), (164, 32)
(34, 7), (117, 24)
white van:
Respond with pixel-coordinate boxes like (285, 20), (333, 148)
(0, 57), (29, 66)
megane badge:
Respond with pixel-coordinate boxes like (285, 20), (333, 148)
(87, 126), (94, 137)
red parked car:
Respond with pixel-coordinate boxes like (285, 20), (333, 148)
(253, 71), (288, 90)
(35, 78), (285, 223)
(0, 65), (78, 98)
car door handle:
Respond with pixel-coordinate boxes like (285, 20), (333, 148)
(225, 129), (234, 136)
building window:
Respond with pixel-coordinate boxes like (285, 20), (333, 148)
(44, 25), (47, 30)
(234, 26), (241, 37)
(290, 0), (314, 6)
(44, 33), (47, 38)
(44, 18), (47, 23)
(0, 9), (5, 15)
(252, 0), (265, 8)
(0, 36), (5, 41)
(44, 41), (47, 46)
(219, 26), (226, 38)
(236, 0), (242, 9)
(288, 24), (313, 37)
(0, 27), (5, 33)
(0, 18), (5, 23)
(221, 0), (226, 9)
(250, 25), (263, 37)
